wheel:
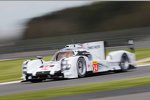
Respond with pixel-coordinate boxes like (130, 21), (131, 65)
(29, 79), (43, 83)
(26, 75), (43, 83)
(119, 54), (129, 72)
(77, 57), (86, 78)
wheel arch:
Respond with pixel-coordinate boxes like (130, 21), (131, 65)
(106, 50), (131, 62)
(77, 56), (88, 77)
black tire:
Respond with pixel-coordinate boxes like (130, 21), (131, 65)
(119, 53), (130, 72)
(29, 79), (43, 83)
(129, 65), (136, 69)
(26, 75), (43, 83)
(77, 57), (87, 78)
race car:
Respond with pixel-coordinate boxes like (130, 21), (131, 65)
(22, 41), (136, 82)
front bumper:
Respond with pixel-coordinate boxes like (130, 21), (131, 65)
(36, 71), (50, 76)
(23, 71), (64, 81)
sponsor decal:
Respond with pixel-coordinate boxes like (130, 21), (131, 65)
(92, 60), (98, 73)
(88, 45), (100, 49)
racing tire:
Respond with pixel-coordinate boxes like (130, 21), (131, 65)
(119, 53), (130, 72)
(26, 76), (43, 83)
(77, 57), (87, 78)
(29, 79), (43, 83)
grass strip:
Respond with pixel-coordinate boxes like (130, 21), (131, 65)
(135, 48), (150, 60)
(0, 56), (51, 82)
(0, 76), (150, 100)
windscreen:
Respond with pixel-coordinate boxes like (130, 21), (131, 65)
(53, 51), (74, 61)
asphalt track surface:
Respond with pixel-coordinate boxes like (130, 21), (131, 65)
(0, 66), (150, 95)
(44, 85), (150, 100)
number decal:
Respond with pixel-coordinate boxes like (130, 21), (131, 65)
(42, 66), (49, 70)
(92, 61), (98, 73)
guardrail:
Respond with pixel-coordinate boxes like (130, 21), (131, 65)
(0, 27), (149, 54)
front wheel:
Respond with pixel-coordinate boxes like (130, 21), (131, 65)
(29, 79), (43, 83)
(77, 57), (87, 78)
(26, 75), (43, 83)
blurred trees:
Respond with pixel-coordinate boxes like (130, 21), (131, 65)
(23, 1), (150, 39)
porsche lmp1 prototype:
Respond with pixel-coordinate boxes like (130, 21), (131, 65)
(22, 41), (136, 82)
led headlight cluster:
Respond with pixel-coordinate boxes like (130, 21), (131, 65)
(61, 60), (71, 70)
(22, 60), (30, 73)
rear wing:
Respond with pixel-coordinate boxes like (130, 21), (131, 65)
(105, 40), (135, 53)
(65, 41), (105, 60)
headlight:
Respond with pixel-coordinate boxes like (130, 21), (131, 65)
(22, 60), (30, 72)
(22, 65), (27, 74)
(23, 60), (30, 65)
(62, 60), (71, 65)
(61, 60), (67, 65)
(61, 60), (71, 70)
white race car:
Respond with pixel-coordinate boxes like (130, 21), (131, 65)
(22, 41), (136, 82)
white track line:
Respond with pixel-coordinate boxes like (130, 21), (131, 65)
(0, 80), (21, 86)
(137, 64), (150, 67)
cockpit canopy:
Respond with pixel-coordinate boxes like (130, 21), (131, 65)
(52, 50), (74, 61)
(52, 49), (93, 61)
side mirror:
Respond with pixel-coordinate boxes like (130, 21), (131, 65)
(128, 40), (135, 53)
(36, 56), (43, 59)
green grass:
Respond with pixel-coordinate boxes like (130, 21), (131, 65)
(0, 76), (150, 100)
(135, 48), (150, 60)
(0, 56), (51, 82)
(0, 59), (23, 82)
(0, 48), (149, 83)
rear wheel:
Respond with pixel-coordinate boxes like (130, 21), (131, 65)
(119, 54), (129, 72)
(77, 57), (87, 78)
